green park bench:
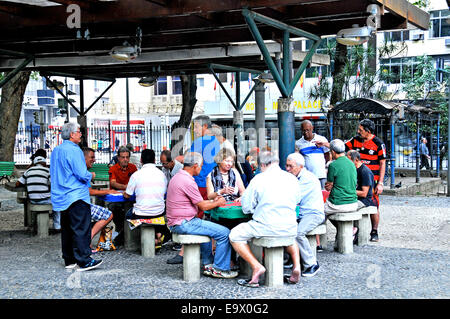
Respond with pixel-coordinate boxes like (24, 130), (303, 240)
(0, 161), (15, 184)
(89, 163), (110, 182)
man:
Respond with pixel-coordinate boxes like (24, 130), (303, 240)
(347, 150), (377, 210)
(160, 149), (183, 186)
(229, 151), (302, 287)
(344, 119), (386, 242)
(166, 152), (238, 279)
(108, 145), (138, 246)
(295, 120), (330, 251)
(190, 115), (221, 216)
(295, 120), (330, 189)
(285, 152), (325, 277)
(83, 147), (118, 249)
(50, 122), (102, 271)
(324, 139), (358, 245)
(123, 149), (169, 247)
(420, 137), (431, 170)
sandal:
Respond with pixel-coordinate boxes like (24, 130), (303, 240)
(353, 226), (359, 245)
(283, 274), (298, 285)
(237, 279), (259, 288)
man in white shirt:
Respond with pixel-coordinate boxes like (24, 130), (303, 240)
(286, 152), (325, 278)
(124, 149), (168, 245)
(229, 151), (302, 287)
(295, 120), (330, 189)
(160, 149), (183, 186)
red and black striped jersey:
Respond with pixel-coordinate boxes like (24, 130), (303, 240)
(345, 135), (387, 182)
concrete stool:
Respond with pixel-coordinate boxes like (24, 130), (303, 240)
(29, 203), (52, 238)
(306, 223), (327, 258)
(140, 224), (156, 258)
(328, 212), (362, 254)
(252, 236), (295, 287)
(355, 206), (377, 246)
(124, 221), (141, 252)
(172, 233), (211, 282)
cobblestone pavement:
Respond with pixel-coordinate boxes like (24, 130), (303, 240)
(0, 186), (449, 300)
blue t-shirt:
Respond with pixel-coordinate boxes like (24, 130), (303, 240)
(190, 135), (220, 187)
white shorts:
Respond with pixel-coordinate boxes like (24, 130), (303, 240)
(229, 219), (296, 243)
(324, 199), (358, 215)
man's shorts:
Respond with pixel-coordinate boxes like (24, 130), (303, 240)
(229, 219), (296, 244)
(91, 204), (113, 221)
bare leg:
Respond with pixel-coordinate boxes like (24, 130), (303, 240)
(91, 215), (113, 240)
(370, 211), (379, 230)
(285, 243), (301, 283)
(231, 241), (265, 284)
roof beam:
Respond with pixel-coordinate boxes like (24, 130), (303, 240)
(375, 0), (429, 30)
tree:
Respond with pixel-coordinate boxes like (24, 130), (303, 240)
(170, 74), (197, 156)
(0, 71), (31, 161)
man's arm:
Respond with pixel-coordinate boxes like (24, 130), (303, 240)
(357, 185), (370, 198)
(110, 179), (127, 190)
(197, 196), (226, 212)
(375, 159), (386, 195)
(89, 188), (120, 196)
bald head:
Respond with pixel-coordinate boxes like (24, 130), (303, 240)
(301, 120), (314, 141)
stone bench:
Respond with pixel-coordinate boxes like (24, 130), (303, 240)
(29, 203), (52, 238)
(252, 236), (295, 287)
(328, 212), (362, 254)
(306, 223), (327, 258)
(140, 224), (156, 258)
(354, 206), (377, 246)
(172, 233), (211, 282)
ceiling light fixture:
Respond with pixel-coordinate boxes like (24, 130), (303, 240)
(47, 79), (64, 90)
(138, 75), (158, 87)
(110, 27), (142, 62)
(255, 72), (274, 83)
(336, 4), (380, 46)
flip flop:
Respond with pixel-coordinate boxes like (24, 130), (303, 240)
(237, 278), (259, 288)
(283, 275), (298, 285)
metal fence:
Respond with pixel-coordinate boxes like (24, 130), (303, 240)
(14, 124), (193, 165)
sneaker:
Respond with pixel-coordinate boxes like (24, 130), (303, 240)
(316, 245), (324, 252)
(370, 230), (379, 242)
(211, 267), (238, 279)
(65, 263), (77, 270)
(77, 259), (103, 272)
(283, 262), (293, 269)
(172, 243), (182, 251)
(203, 264), (214, 276)
(166, 254), (183, 264)
(302, 263), (320, 277)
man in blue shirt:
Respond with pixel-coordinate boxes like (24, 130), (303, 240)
(50, 122), (102, 272)
(286, 152), (325, 278)
(420, 137), (430, 170)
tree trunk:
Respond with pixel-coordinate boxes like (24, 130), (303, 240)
(170, 74), (197, 156)
(0, 71), (31, 161)
(330, 42), (347, 106)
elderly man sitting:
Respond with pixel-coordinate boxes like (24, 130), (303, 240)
(286, 152), (325, 277)
(166, 152), (238, 279)
(229, 151), (302, 287)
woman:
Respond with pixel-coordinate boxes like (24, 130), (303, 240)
(206, 148), (245, 202)
(206, 148), (246, 270)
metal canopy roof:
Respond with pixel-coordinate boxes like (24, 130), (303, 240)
(0, 0), (430, 80)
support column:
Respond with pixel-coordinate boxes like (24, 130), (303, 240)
(126, 78), (131, 144)
(254, 81), (265, 150)
(277, 98), (295, 170)
(436, 114), (440, 176)
(233, 110), (244, 163)
(416, 113), (421, 183)
(390, 113), (396, 189)
(77, 79), (88, 147)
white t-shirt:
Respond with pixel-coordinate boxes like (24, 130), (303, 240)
(125, 163), (167, 216)
(295, 133), (329, 179)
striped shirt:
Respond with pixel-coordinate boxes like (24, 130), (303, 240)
(295, 134), (329, 179)
(19, 165), (51, 202)
(125, 163), (167, 217)
(345, 135), (387, 182)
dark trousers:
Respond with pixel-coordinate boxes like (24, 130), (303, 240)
(214, 217), (249, 263)
(61, 200), (92, 266)
(109, 201), (134, 233)
(420, 154), (430, 169)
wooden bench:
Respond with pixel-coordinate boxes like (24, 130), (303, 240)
(172, 233), (211, 282)
(89, 163), (110, 182)
(306, 223), (327, 258)
(328, 212), (362, 254)
(29, 203), (52, 238)
(252, 236), (295, 287)
(355, 206), (378, 246)
(0, 161), (15, 184)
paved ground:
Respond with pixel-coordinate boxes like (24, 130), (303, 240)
(0, 185), (449, 301)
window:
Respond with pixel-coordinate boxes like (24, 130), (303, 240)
(384, 31), (409, 42)
(430, 10), (450, 38)
(154, 76), (167, 95)
(197, 77), (204, 87)
(380, 57), (418, 84)
(172, 76), (182, 94)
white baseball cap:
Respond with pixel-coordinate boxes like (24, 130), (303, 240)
(33, 156), (46, 165)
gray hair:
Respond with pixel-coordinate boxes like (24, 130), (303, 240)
(300, 120), (313, 128)
(330, 139), (346, 154)
(287, 152), (305, 167)
(183, 152), (203, 167)
(117, 146), (131, 157)
(210, 124), (223, 137)
(347, 149), (360, 161)
(61, 122), (80, 140)
(193, 115), (212, 128)
(258, 150), (279, 166)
